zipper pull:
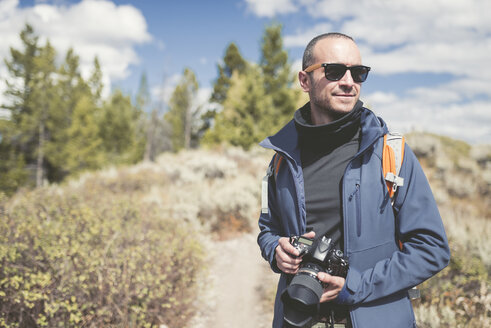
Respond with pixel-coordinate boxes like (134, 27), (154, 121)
(348, 183), (360, 201)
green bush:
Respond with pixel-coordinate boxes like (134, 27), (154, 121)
(414, 236), (490, 327)
(0, 186), (205, 328)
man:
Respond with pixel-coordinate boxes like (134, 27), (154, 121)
(257, 32), (450, 328)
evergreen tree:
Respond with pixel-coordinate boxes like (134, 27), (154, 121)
(58, 49), (89, 111)
(202, 67), (274, 150)
(63, 95), (105, 174)
(1, 24), (40, 188)
(0, 120), (28, 195)
(135, 72), (156, 161)
(3, 24), (39, 122)
(99, 90), (145, 164)
(47, 48), (92, 180)
(135, 71), (151, 112)
(0, 24), (150, 194)
(259, 23), (299, 130)
(88, 57), (104, 106)
(200, 43), (249, 140)
(29, 41), (59, 186)
(210, 43), (247, 104)
(165, 68), (200, 151)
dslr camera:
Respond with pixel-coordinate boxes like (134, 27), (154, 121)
(281, 235), (349, 327)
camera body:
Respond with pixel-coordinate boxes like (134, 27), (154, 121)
(281, 235), (349, 327)
(290, 235), (348, 281)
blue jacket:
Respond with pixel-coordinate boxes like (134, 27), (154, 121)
(257, 107), (450, 328)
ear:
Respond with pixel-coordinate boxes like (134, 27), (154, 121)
(298, 71), (310, 93)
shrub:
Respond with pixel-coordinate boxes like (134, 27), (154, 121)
(413, 205), (490, 327)
(0, 186), (205, 328)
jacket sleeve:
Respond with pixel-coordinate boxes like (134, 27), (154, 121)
(336, 145), (451, 305)
(257, 158), (283, 274)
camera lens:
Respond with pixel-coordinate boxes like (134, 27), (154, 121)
(281, 263), (325, 327)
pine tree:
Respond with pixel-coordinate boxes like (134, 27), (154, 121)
(259, 23), (299, 130)
(0, 120), (28, 195)
(210, 43), (247, 104)
(1, 24), (40, 188)
(29, 41), (59, 186)
(135, 72), (156, 161)
(202, 66), (274, 150)
(135, 71), (151, 112)
(3, 24), (39, 122)
(198, 43), (249, 140)
(63, 95), (105, 173)
(88, 57), (104, 106)
(47, 48), (92, 180)
(99, 90), (145, 164)
(165, 68), (200, 151)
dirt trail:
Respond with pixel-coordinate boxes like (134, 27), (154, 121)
(187, 230), (277, 328)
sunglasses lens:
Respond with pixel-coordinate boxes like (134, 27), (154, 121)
(351, 66), (370, 82)
(324, 65), (347, 81)
(323, 64), (370, 82)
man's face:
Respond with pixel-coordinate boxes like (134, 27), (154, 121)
(299, 38), (363, 123)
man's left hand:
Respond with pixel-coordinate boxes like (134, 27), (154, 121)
(317, 272), (346, 303)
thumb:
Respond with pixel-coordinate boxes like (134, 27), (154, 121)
(317, 272), (332, 283)
(302, 230), (316, 239)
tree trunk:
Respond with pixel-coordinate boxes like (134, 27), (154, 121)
(36, 120), (45, 187)
(184, 106), (191, 149)
(143, 109), (157, 161)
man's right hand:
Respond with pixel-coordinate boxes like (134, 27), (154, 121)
(275, 231), (316, 274)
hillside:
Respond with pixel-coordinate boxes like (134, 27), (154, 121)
(404, 133), (490, 327)
(1, 134), (489, 327)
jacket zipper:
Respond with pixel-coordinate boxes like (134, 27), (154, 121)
(349, 183), (362, 237)
(350, 183), (361, 237)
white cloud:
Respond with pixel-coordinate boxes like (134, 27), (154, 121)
(365, 90), (491, 144)
(364, 92), (398, 105)
(196, 87), (213, 113)
(284, 23), (333, 48)
(244, 0), (297, 17)
(0, 0), (152, 104)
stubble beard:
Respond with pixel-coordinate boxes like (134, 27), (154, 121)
(310, 92), (355, 122)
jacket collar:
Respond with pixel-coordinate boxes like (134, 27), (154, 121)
(259, 101), (388, 165)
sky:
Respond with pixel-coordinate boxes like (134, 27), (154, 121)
(0, 0), (490, 144)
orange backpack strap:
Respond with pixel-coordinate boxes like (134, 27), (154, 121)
(261, 153), (285, 214)
(383, 132), (405, 199)
(383, 132), (406, 252)
(273, 153), (284, 181)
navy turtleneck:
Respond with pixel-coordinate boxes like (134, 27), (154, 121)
(294, 101), (362, 250)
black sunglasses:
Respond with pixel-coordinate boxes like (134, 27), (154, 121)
(304, 63), (371, 83)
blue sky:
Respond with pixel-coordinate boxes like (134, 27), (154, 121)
(1, 0), (490, 144)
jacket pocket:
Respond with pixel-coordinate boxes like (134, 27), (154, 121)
(349, 183), (361, 237)
(351, 290), (415, 328)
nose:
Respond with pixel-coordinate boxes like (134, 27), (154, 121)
(339, 69), (355, 86)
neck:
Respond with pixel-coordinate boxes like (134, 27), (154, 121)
(310, 106), (352, 125)
(310, 107), (338, 125)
